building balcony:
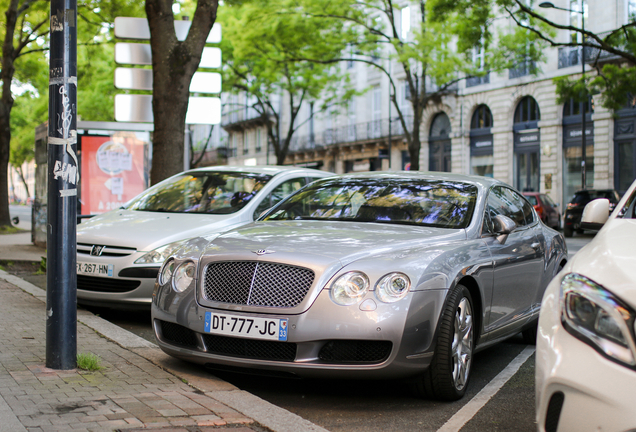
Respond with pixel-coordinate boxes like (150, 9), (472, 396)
(288, 116), (413, 151)
(222, 108), (270, 132)
(465, 73), (490, 88)
(509, 60), (536, 79)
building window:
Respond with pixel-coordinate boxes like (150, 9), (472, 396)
(256, 129), (262, 153)
(429, 112), (452, 172)
(562, 97), (594, 202)
(400, 6), (411, 40)
(243, 132), (249, 155)
(513, 96), (541, 192)
(470, 105), (494, 178)
(514, 96), (540, 124)
(569, 0), (587, 43)
(471, 104), (493, 129)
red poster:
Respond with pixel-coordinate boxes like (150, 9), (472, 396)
(80, 134), (148, 215)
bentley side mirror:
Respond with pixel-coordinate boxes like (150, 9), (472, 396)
(492, 215), (517, 244)
(580, 198), (610, 231)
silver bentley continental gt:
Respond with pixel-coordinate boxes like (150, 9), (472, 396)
(151, 172), (567, 401)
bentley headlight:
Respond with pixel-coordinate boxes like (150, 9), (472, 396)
(173, 261), (196, 292)
(376, 273), (411, 303)
(561, 273), (636, 367)
(159, 259), (175, 286)
(134, 241), (185, 264)
(330, 272), (370, 306)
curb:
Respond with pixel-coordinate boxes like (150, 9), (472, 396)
(0, 269), (329, 432)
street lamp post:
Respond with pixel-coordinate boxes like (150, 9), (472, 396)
(540, 1), (587, 190)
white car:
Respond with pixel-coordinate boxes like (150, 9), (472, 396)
(536, 180), (636, 432)
(76, 165), (332, 308)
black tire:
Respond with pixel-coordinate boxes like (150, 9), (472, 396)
(411, 284), (475, 401)
(563, 226), (573, 237)
(521, 319), (538, 344)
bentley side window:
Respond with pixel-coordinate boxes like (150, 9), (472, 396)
(485, 186), (527, 228)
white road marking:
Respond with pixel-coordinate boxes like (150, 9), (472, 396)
(437, 346), (536, 432)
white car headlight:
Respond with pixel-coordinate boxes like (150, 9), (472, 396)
(159, 259), (175, 286)
(173, 261), (196, 292)
(135, 241), (186, 264)
(376, 273), (411, 303)
(561, 273), (636, 367)
(330, 271), (370, 306)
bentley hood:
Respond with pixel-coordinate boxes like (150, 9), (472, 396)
(202, 220), (466, 269)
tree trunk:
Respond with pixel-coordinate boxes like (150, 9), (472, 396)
(0, 0), (18, 227)
(145, 0), (218, 185)
(16, 165), (31, 198)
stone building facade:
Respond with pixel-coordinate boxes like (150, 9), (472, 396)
(222, 0), (636, 208)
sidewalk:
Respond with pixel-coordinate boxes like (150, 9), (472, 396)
(0, 233), (328, 432)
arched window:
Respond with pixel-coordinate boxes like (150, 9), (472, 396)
(430, 113), (451, 138)
(429, 113), (451, 172)
(471, 105), (493, 130)
(470, 105), (493, 177)
(514, 96), (540, 124)
(563, 97), (595, 202)
(513, 97), (541, 192)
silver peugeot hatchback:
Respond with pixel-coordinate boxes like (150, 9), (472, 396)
(76, 165), (331, 309)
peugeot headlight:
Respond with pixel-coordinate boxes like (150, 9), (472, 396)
(561, 273), (636, 367)
(330, 271), (370, 306)
(135, 241), (185, 264)
(173, 261), (196, 292)
(376, 273), (411, 303)
(159, 259), (175, 286)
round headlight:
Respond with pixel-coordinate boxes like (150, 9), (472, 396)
(159, 260), (175, 286)
(376, 273), (411, 303)
(330, 271), (370, 306)
(173, 261), (196, 292)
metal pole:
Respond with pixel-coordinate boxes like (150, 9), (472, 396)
(580, 11), (586, 190)
(47, 0), (77, 370)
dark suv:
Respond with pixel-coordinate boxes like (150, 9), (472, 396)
(563, 189), (621, 237)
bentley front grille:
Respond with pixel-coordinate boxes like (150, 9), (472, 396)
(202, 261), (315, 308)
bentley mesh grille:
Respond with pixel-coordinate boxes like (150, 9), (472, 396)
(319, 340), (393, 363)
(202, 334), (297, 361)
(203, 261), (315, 308)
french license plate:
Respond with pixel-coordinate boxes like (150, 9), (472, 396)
(204, 311), (288, 341)
(77, 262), (114, 277)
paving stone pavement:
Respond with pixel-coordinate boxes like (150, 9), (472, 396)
(0, 276), (323, 432)
(0, 279), (262, 432)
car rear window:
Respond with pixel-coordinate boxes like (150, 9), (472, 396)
(126, 172), (273, 214)
(263, 178), (478, 229)
(525, 195), (538, 206)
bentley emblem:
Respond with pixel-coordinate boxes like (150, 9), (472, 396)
(90, 245), (106, 256)
(252, 249), (274, 256)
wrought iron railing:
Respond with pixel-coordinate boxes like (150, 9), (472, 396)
(509, 60), (536, 79)
(288, 116), (413, 151)
(466, 73), (490, 88)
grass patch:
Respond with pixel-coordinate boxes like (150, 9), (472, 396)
(0, 225), (26, 235)
(36, 257), (46, 275)
(77, 352), (104, 371)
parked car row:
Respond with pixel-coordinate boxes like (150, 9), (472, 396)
(76, 164), (634, 429)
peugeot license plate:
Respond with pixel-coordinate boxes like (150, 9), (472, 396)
(204, 311), (288, 341)
(77, 262), (114, 277)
